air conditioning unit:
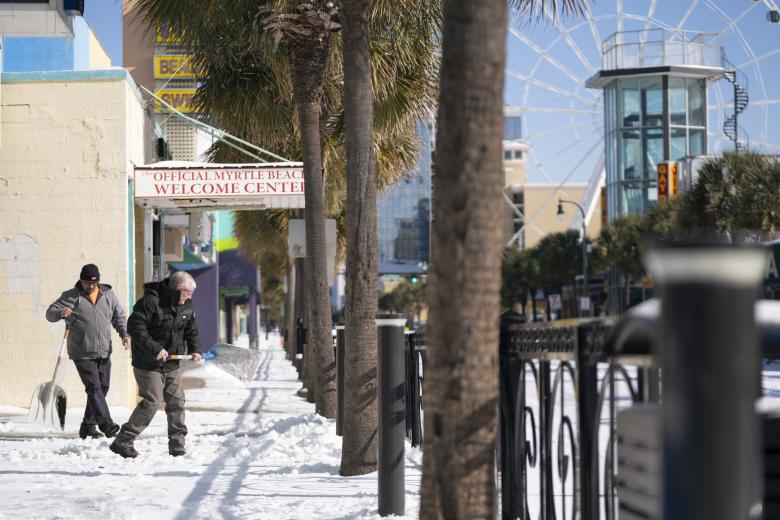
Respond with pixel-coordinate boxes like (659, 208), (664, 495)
(156, 137), (171, 161)
(63, 0), (85, 16)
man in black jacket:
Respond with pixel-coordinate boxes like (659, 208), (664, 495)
(109, 271), (202, 459)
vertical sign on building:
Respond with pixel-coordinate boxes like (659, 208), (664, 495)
(657, 162), (669, 204)
(600, 186), (607, 226)
(658, 161), (678, 204)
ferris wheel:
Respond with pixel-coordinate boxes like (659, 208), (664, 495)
(506, 0), (780, 229)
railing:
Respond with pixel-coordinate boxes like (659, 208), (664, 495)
(405, 332), (426, 448)
(499, 297), (780, 520)
(601, 29), (722, 71)
(332, 326), (426, 448)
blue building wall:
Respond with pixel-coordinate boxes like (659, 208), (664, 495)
(2, 37), (74, 71)
(1, 18), (93, 72)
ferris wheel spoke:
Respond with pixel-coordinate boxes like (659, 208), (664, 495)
(676, 0), (700, 30)
(524, 118), (602, 141)
(517, 107), (601, 115)
(704, 0), (770, 142)
(624, 13), (675, 32)
(714, 2), (758, 37)
(509, 26), (598, 94)
(745, 139), (780, 152)
(543, 10), (596, 76)
(506, 69), (600, 107)
(528, 147), (556, 185)
(522, 139), (603, 229)
(737, 48), (780, 71)
(641, 0), (659, 42)
(709, 98), (780, 110)
(583, 3), (604, 57)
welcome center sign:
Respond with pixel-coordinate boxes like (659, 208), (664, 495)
(134, 163), (305, 210)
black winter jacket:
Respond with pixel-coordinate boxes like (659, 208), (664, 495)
(128, 279), (202, 372)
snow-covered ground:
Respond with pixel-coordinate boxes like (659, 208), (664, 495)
(0, 334), (422, 520)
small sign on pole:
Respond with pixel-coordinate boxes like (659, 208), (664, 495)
(548, 294), (562, 311)
(579, 296), (591, 312)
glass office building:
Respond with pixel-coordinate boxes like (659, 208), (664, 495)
(377, 121), (434, 272)
(587, 29), (723, 219)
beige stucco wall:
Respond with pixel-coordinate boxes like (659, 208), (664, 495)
(521, 184), (602, 249)
(0, 74), (145, 409)
(88, 30), (113, 69)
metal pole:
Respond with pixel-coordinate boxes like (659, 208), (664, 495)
(336, 324), (345, 436)
(646, 245), (765, 520)
(377, 316), (407, 517)
(560, 199), (589, 317)
(577, 325), (599, 519)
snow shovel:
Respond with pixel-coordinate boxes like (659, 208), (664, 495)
(28, 325), (69, 430)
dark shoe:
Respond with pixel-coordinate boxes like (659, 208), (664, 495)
(78, 424), (104, 440)
(109, 441), (138, 459)
(169, 447), (186, 457)
(99, 422), (120, 438)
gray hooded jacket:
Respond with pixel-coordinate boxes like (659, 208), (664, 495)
(46, 282), (129, 360)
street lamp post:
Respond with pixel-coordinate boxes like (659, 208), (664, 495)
(556, 198), (589, 317)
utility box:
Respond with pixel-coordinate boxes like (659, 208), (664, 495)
(617, 404), (660, 519)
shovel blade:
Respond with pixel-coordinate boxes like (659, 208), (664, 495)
(28, 382), (67, 430)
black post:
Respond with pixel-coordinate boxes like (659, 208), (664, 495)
(577, 323), (599, 520)
(647, 245), (765, 520)
(377, 315), (406, 517)
(499, 310), (525, 520)
(336, 324), (345, 436)
(539, 360), (554, 520)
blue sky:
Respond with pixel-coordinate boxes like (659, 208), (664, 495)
(84, 0), (780, 187)
(83, 0), (122, 66)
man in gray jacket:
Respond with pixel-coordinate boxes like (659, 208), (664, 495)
(46, 263), (131, 439)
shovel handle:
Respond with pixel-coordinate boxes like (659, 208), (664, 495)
(56, 326), (69, 358)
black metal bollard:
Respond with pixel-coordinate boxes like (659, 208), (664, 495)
(377, 315), (407, 517)
(336, 324), (345, 437)
(646, 245), (765, 520)
(499, 310), (525, 520)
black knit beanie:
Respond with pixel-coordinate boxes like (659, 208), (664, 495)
(79, 264), (100, 282)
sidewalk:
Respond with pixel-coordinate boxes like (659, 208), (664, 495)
(0, 335), (423, 519)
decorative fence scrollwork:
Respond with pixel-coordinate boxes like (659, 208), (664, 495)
(499, 312), (653, 520)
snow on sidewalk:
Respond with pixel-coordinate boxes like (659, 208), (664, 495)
(0, 335), (422, 520)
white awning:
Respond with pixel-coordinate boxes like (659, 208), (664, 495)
(134, 161), (305, 210)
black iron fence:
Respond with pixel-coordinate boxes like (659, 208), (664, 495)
(405, 332), (426, 448)
(499, 297), (780, 520)
(331, 326), (426, 449)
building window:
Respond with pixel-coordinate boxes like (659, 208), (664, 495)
(513, 150), (523, 160)
(504, 150), (512, 160)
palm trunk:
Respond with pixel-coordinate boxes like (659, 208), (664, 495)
(420, 1), (507, 518)
(290, 38), (337, 418)
(339, 0), (378, 477)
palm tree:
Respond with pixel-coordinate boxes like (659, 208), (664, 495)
(420, 1), (584, 516)
(133, 0), (439, 450)
(339, 0), (379, 477)
(419, 0), (508, 517)
(339, 0), (440, 476)
(596, 214), (644, 310)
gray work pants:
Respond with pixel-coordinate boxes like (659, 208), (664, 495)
(115, 367), (187, 450)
